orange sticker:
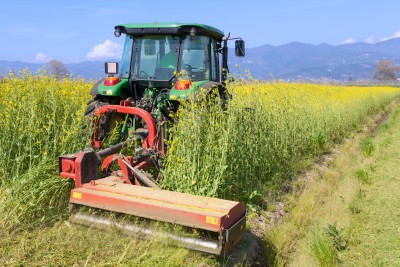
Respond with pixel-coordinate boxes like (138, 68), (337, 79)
(72, 192), (82, 199)
(206, 216), (219, 225)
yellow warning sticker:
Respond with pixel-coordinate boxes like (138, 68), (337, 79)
(72, 192), (82, 199)
(206, 216), (219, 225)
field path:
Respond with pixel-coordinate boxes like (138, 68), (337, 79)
(278, 103), (400, 266)
(339, 107), (400, 265)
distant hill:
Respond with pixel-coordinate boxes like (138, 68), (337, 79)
(2, 38), (400, 81)
(0, 60), (105, 80)
(229, 38), (400, 81)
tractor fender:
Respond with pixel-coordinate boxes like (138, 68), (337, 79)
(90, 78), (106, 96)
(201, 81), (222, 90)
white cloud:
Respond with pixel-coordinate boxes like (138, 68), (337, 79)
(364, 37), (375, 44)
(86, 39), (123, 60)
(32, 53), (52, 63)
(380, 30), (400, 42)
(340, 38), (356, 45)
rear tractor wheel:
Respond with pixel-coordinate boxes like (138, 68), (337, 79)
(84, 95), (121, 117)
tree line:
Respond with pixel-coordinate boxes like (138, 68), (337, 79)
(372, 60), (400, 83)
(45, 60), (69, 80)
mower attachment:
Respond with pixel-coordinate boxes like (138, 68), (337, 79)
(68, 177), (245, 254)
(59, 104), (246, 254)
(59, 154), (245, 254)
(59, 149), (246, 255)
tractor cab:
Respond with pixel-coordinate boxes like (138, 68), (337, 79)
(120, 33), (216, 83)
(88, 23), (245, 112)
(118, 31), (221, 100)
(85, 23), (245, 143)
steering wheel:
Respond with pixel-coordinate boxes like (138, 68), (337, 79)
(140, 71), (151, 79)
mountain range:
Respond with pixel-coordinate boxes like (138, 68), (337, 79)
(1, 38), (400, 81)
(230, 38), (400, 81)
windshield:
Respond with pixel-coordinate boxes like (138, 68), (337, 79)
(131, 35), (179, 81)
(179, 35), (218, 82)
(124, 34), (219, 82)
(119, 36), (133, 78)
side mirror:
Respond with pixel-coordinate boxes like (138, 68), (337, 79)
(105, 62), (118, 75)
(144, 40), (156, 56)
(235, 40), (245, 57)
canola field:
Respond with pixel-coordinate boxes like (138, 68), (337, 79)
(162, 81), (400, 203)
(0, 73), (399, 234)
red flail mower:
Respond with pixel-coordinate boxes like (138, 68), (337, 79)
(58, 102), (246, 255)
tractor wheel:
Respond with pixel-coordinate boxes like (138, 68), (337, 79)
(83, 96), (119, 141)
(84, 95), (120, 117)
(84, 98), (107, 117)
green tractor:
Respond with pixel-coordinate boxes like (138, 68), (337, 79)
(59, 23), (247, 254)
(86, 22), (245, 125)
(86, 22), (245, 161)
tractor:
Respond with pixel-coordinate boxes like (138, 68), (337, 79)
(85, 22), (245, 147)
(59, 22), (246, 255)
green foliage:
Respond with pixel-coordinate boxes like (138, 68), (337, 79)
(353, 169), (372, 185)
(0, 224), (212, 266)
(348, 200), (362, 214)
(0, 161), (72, 232)
(0, 75), (399, 265)
(162, 82), (400, 203)
(323, 222), (348, 251)
(0, 73), (91, 232)
(360, 137), (374, 156)
(309, 230), (338, 267)
(349, 189), (364, 215)
(340, 104), (400, 265)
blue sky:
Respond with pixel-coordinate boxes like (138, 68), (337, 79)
(1, 0), (399, 63)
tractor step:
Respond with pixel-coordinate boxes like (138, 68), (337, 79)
(68, 176), (246, 254)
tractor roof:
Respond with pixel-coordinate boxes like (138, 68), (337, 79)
(115, 22), (224, 41)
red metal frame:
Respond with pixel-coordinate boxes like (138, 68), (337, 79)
(69, 176), (245, 235)
(92, 105), (157, 149)
(101, 154), (133, 184)
(59, 151), (91, 188)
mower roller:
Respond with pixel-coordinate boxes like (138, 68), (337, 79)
(59, 23), (246, 255)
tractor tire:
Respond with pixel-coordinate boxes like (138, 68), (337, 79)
(83, 96), (116, 141)
(84, 95), (120, 117)
(84, 99), (105, 117)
